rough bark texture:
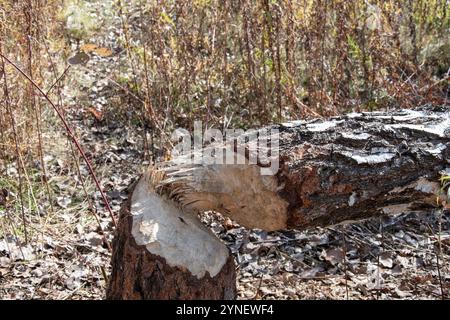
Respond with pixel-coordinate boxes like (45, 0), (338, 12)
(277, 106), (449, 229)
(106, 182), (237, 300)
(156, 106), (450, 231)
(107, 106), (449, 300)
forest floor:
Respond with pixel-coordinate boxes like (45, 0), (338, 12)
(1, 0), (449, 299)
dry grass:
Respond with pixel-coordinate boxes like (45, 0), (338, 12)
(0, 0), (449, 299)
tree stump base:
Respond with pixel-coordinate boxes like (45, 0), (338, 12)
(106, 177), (237, 300)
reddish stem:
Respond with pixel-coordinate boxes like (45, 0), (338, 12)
(0, 53), (117, 228)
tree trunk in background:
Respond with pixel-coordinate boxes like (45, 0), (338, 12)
(107, 106), (449, 299)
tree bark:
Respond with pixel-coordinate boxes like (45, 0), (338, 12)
(275, 107), (449, 229)
(156, 106), (450, 231)
(106, 178), (237, 300)
(107, 106), (449, 299)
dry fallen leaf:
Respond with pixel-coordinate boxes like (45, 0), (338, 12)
(68, 52), (90, 65)
(80, 43), (99, 53)
(85, 232), (104, 247)
(322, 248), (345, 265)
(93, 47), (113, 57)
(379, 252), (393, 268)
(0, 257), (11, 267)
(80, 43), (98, 53)
(56, 196), (72, 209)
(87, 107), (104, 121)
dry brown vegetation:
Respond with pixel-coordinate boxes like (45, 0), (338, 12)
(119, 0), (449, 128)
(0, 0), (449, 299)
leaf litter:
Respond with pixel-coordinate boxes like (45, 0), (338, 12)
(1, 0), (449, 300)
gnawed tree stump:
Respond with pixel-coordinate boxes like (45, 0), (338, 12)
(106, 174), (237, 299)
(107, 106), (450, 299)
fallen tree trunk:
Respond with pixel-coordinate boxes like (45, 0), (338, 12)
(107, 106), (450, 299)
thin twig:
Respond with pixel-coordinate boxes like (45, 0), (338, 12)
(45, 65), (71, 96)
(0, 53), (117, 228)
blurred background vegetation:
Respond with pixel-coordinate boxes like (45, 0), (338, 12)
(106, 0), (450, 130)
(2, 0), (449, 135)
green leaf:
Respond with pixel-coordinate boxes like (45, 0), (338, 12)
(160, 11), (175, 27)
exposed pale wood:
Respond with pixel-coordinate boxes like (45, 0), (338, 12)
(157, 106), (450, 230)
(107, 106), (449, 300)
(106, 175), (236, 300)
